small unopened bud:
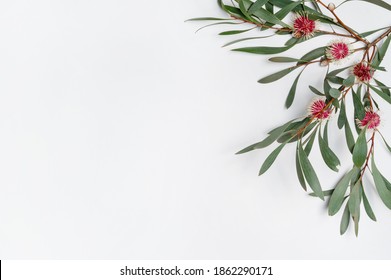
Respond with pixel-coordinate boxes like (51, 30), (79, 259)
(328, 3), (336, 11)
(320, 59), (330, 67)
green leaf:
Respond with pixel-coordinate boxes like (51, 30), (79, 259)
(381, 174), (391, 192)
(318, 130), (341, 172)
(285, 70), (303, 108)
(323, 121), (329, 145)
(236, 121), (293, 154)
(348, 180), (362, 237)
(328, 169), (356, 216)
(298, 144), (324, 200)
(378, 132), (391, 153)
(238, 0), (253, 21)
(329, 88), (341, 98)
(258, 66), (298, 84)
(358, 26), (390, 37)
(275, 1), (301, 19)
(372, 158), (391, 209)
(345, 121), (355, 153)
(327, 65), (352, 77)
(252, 8), (290, 27)
(340, 204), (350, 235)
(304, 129), (317, 156)
(362, 189), (377, 221)
(219, 28), (255, 35)
(186, 17), (233, 21)
(222, 35), (275, 47)
(309, 189), (334, 197)
(233, 44), (294, 55)
(352, 128), (367, 167)
(298, 47), (326, 64)
(248, 0), (269, 14)
(259, 143), (286, 175)
(343, 75), (356, 87)
(374, 79), (391, 96)
(269, 56), (301, 63)
(296, 144), (307, 191)
(338, 100), (347, 129)
(309, 86), (324, 96)
(368, 84), (391, 104)
(372, 33), (391, 67)
(352, 90), (365, 120)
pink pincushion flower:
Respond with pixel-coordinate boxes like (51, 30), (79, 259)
(309, 99), (332, 120)
(292, 13), (317, 39)
(326, 40), (353, 63)
(353, 62), (373, 82)
(357, 111), (380, 130)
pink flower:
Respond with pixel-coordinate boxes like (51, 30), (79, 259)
(353, 62), (373, 83)
(357, 111), (380, 130)
(326, 40), (353, 63)
(292, 13), (317, 39)
(309, 99), (331, 120)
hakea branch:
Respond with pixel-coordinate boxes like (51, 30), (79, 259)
(190, 0), (391, 236)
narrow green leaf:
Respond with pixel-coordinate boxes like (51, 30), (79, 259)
(329, 88), (341, 98)
(248, 0), (269, 14)
(368, 84), (391, 104)
(341, 0), (391, 11)
(298, 144), (324, 200)
(362, 189), (377, 221)
(338, 100), (347, 129)
(236, 121), (293, 154)
(340, 204), (350, 235)
(374, 79), (391, 96)
(304, 130), (317, 156)
(381, 174), (391, 191)
(296, 144), (307, 191)
(329, 169), (356, 216)
(309, 86), (324, 96)
(348, 180), (362, 237)
(298, 47), (326, 64)
(252, 8), (290, 27)
(258, 66), (298, 84)
(275, 1), (301, 19)
(222, 35), (275, 47)
(323, 121), (329, 145)
(352, 128), (367, 167)
(219, 28), (255, 35)
(285, 70), (303, 108)
(352, 91), (365, 120)
(372, 158), (391, 209)
(378, 132), (391, 153)
(269, 57), (301, 63)
(309, 189), (334, 197)
(259, 143), (286, 175)
(233, 44), (294, 55)
(343, 75), (356, 87)
(359, 26), (390, 37)
(345, 121), (355, 153)
(318, 130), (341, 172)
(327, 65), (352, 77)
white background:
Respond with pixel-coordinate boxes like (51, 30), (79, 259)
(0, 0), (390, 259)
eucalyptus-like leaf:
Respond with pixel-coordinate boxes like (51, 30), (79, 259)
(343, 75), (356, 87)
(372, 158), (391, 209)
(374, 79), (391, 96)
(252, 8), (291, 28)
(329, 88), (341, 98)
(340, 204), (350, 235)
(236, 121), (293, 154)
(296, 144), (307, 191)
(352, 128), (368, 167)
(309, 189), (334, 197)
(259, 143), (286, 175)
(345, 121), (355, 153)
(222, 35), (275, 47)
(348, 180), (362, 237)
(309, 85), (324, 96)
(285, 70), (303, 108)
(362, 189), (377, 221)
(298, 144), (324, 200)
(368, 84), (391, 104)
(304, 130), (317, 156)
(328, 168), (356, 216)
(248, 0), (269, 14)
(298, 46), (326, 64)
(258, 66), (298, 84)
(219, 28), (255, 35)
(269, 57), (301, 63)
(338, 100), (347, 129)
(233, 45), (294, 55)
(352, 90), (365, 120)
(318, 130), (341, 172)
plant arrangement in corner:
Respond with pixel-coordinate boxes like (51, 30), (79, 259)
(188, 0), (391, 236)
